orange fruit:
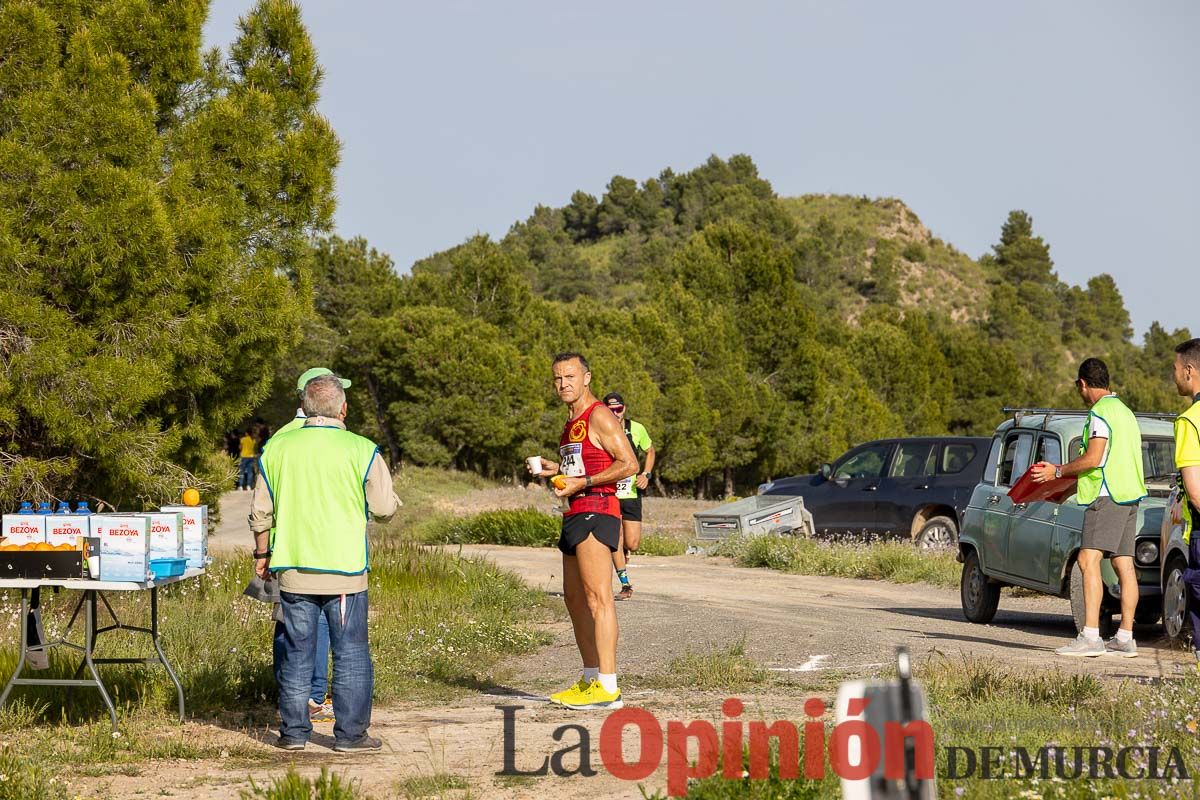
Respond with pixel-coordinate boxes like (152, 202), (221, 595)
(182, 488), (200, 506)
(551, 475), (568, 490)
(34, 543), (53, 551)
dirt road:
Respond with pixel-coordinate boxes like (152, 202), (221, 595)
(89, 507), (1195, 799)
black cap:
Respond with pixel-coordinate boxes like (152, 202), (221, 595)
(603, 392), (625, 406)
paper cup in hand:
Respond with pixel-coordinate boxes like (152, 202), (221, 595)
(526, 456), (542, 475)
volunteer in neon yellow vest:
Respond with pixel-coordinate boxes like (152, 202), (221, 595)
(250, 373), (399, 752)
(1169, 338), (1200, 663)
(1032, 357), (1146, 659)
(269, 367), (353, 723)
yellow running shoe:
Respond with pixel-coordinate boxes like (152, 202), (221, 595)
(560, 680), (623, 711)
(548, 677), (589, 705)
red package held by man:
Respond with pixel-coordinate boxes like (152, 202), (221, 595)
(1008, 465), (1077, 504)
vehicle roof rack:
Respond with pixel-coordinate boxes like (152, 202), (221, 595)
(1002, 406), (1177, 431)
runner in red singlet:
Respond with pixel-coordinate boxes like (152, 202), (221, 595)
(526, 352), (638, 710)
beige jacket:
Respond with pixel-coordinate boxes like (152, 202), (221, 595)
(249, 418), (401, 594)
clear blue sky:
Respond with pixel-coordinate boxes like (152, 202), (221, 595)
(204, 1), (1197, 337)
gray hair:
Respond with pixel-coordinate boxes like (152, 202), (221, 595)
(302, 374), (346, 417)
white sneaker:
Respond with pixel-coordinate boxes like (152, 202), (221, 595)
(1104, 638), (1138, 658)
(1056, 634), (1105, 657)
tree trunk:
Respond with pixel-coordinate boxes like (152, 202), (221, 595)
(654, 473), (666, 497)
(724, 466), (734, 499)
(364, 372), (401, 468)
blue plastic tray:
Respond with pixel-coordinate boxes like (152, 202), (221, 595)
(148, 557), (187, 579)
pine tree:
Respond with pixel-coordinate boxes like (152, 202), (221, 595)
(0, 0), (338, 508)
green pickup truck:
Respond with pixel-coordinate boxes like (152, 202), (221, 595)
(958, 408), (1176, 637)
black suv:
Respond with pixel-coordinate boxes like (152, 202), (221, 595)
(758, 437), (990, 547)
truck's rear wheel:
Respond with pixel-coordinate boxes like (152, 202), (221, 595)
(961, 550), (1000, 623)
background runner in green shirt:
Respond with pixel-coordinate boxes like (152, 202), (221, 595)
(603, 392), (656, 601)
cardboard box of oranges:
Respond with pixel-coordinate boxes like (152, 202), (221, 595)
(0, 539), (85, 579)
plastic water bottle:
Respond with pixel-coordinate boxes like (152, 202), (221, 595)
(55, 501), (71, 514)
(35, 501), (52, 514)
(75, 502), (92, 515)
(17, 501), (34, 514)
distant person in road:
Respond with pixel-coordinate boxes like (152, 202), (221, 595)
(238, 430), (257, 490)
(1032, 358), (1146, 658)
(267, 367), (355, 725)
(602, 392), (656, 601)
(1169, 338), (1200, 665)
(527, 353), (638, 710)
(251, 373), (400, 752)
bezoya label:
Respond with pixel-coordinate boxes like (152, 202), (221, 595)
(93, 515), (151, 554)
(139, 512), (184, 559)
(2, 514), (47, 544)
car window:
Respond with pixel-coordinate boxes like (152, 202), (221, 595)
(835, 445), (891, 480)
(1069, 435), (1175, 482)
(997, 433), (1034, 487)
(939, 443), (977, 474)
(890, 443), (934, 478)
(1144, 437), (1176, 481)
(982, 437), (1002, 483)
(1036, 436), (1061, 466)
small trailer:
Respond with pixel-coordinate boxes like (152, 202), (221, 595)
(693, 494), (815, 541)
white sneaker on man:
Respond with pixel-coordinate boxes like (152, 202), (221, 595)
(1055, 634), (1105, 657)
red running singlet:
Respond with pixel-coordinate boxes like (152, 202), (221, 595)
(558, 401), (619, 518)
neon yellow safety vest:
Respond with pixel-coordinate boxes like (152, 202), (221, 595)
(1077, 395), (1147, 506)
(259, 426), (380, 574)
(1175, 400), (1200, 543)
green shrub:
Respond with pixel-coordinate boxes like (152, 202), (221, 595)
(901, 241), (928, 262)
(423, 508), (559, 548)
(241, 768), (365, 800)
(636, 534), (687, 556)
(642, 638), (768, 691)
(714, 534), (960, 587)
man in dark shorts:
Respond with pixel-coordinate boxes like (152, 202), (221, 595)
(527, 353), (638, 710)
(602, 392), (656, 600)
(1032, 358), (1147, 658)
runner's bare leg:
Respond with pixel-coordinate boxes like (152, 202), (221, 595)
(562, 553), (598, 667)
(623, 520), (642, 554)
(576, 534), (618, 673)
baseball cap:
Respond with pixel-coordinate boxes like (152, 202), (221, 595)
(603, 391), (625, 407)
(296, 367), (351, 392)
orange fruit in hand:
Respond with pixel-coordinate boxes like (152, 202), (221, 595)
(182, 488), (200, 506)
(551, 475), (568, 490)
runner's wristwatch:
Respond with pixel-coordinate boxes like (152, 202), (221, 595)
(253, 549), (272, 559)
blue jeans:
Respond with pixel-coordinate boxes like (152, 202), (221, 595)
(238, 457), (256, 489)
(276, 591), (372, 744)
(311, 614), (330, 703)
(273, 612), (331, 704)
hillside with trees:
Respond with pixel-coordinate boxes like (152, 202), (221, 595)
(277, 155), (1190, 498)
